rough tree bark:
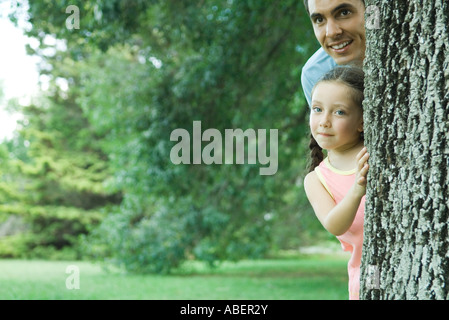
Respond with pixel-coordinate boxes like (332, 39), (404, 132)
(360, 0), (449, 299)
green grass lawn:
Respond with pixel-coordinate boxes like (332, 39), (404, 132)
(0, 252), (350, 300)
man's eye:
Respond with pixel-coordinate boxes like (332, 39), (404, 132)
(313, 17), (324, 24)
(340, 9), (351, 17)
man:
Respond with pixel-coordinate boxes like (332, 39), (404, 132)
(301, 0), (366, 106)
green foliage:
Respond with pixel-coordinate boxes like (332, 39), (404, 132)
(4, 0), (324, 272)
(0, 89), (120, 259)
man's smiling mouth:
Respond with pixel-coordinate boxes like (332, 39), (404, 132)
(330, 40), (353, 50)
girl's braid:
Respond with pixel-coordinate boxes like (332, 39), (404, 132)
(308, 133), (323, 173)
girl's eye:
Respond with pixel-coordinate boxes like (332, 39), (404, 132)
(335, 110), (345, 115)
(312, 107), (322, 113)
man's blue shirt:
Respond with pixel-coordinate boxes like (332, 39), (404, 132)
(301, 47), (337, 107)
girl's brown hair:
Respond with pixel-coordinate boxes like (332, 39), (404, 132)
(307, 65), (365, 173)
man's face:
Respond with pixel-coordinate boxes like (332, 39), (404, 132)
(308, 0), (366, 65)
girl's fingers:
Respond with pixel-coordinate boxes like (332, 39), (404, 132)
(356, 147), (367, 160)
(357, 162), (369, 187)
(358, 153), (369, 171)
(356, 147), (369, 187)
(358, 165), (369, 184)
(360, 163), (369, 176)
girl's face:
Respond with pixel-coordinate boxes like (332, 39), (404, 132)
(310, 81), (363, 152)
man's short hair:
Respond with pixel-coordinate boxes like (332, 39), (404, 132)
(303, 0), (365, 15)
(303, 0), (310, 14)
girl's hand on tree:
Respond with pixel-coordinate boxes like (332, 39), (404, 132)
(354, 147), (369, 195)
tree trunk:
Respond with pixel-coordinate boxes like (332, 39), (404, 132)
(360, 0), (449, 299)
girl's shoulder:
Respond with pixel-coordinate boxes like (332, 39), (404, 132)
(304, 170), (322, 196)
(304, 169), (317, 185)
(304, 168), (335, 211)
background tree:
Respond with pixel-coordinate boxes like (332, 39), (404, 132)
(0, 77), (121, 259)
(5, 0), (329, 272)
(360, 0), (449, 299)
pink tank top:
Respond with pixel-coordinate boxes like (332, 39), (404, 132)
(315, 157), (365, 300)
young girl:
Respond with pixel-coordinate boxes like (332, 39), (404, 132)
(304, 65), (369, 300)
